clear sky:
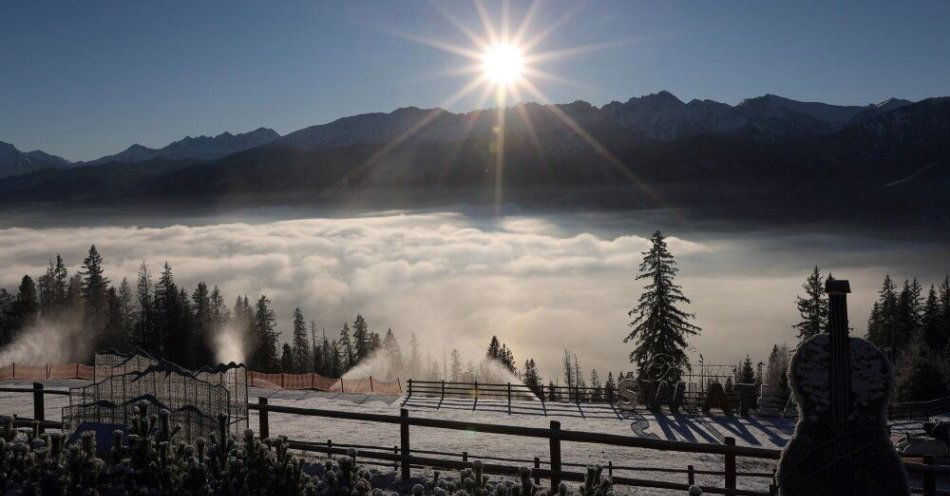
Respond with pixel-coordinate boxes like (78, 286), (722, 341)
(2, 0), (948, 162)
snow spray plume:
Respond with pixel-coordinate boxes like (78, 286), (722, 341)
(0, 317), (89, 366)
(213, 321), (247, 365)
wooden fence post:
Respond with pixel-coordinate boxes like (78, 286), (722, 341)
(400, 408), (411, 480)
(924, 455), (936, 496)
(280, 373), (285, 389)
(393, 445), (398, 470)
(258, 397), (269, 439)
(473, 381), (479, 411)
(549, 420), (562, 489)
(687, 464), (695, 486)
(724, 437), (736, 495)
(462, 451), (468, 463)
(533, 457), (541, 486)
(507, 383), (512, 415)
(33, 382), (45, 434)
(327, 439), (333, 459)
(370, 376), (374, 392)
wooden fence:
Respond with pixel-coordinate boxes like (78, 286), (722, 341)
(4, 385), (950, 495)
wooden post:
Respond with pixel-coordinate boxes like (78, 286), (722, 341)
(327, 439), (333, 459)
(549, 420), (562, 489)
(33, 382), (45, 434)
(400, 408), (411, 480)
(607, 460), (613, 478)
(393, 445), (399, 470)
(687, 464), (695, 485)
(258, 397), (269, 439)
(507, 383), (512, 415)
(724, 437), (736, 495)
(76, 362), (79, 379)
(341, 378), (345, 393)
(370, 376), (374, 392)
(924, 455), (936, 496)
(473, 381), (479, 411)
(280, 373), (285, 388)
(462, 451), (468, 463)
(533, 457), (541, 486)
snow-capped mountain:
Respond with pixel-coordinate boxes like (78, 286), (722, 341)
(278, 91), (916, 152)
(84, 127), (280, 166)
(0, 141), (71, 179)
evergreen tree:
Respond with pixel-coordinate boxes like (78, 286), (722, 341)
(894, 278), (923, 354)
(487, 336), (501, 360)
(117, 278), (134, 346)
(321, 327), (333, 375)
(369, 331), (382, 355)
(191, 282), (214, 367)
(625, 231), (700, 383)
(80, 245), (110, 335)
(338, 323), (354, 370)
(135, 262), (155, 353)
(11, 275), (38, 332)
(894, 339), (948, 401)
(547, 381), (558, 402)
(921, 285), (946, 351)
(383, 328), (402, 377)
(65, 273), (83, 315)
(251, 295), (279, 372)
(867, 275), (899, 360)
(523, 358), (542, 397)
(103, 287), (125, 346)
(291, 308), (310, 373)
(280, 343), (295, 373)
(352, 313), (370, 363)
(38, 255), (68, 318)
(740, 355), (756, 383)
(793, 266), (827, 340)
(328, 339), (342, 377)
(408, 332), (422, 378)
(940, 276), (950, 343)
(766, 345), (791, 399)
(309, 321), (322, 374)
(0, 289), (14, 347)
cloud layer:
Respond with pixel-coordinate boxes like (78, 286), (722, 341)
(0, 211), (945, 377)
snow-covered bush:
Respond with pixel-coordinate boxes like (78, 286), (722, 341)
(0, 406), (613, 496)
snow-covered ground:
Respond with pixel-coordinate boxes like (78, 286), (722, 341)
(0, 381), (935, 495)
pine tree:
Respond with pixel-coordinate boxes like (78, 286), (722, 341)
(251, 295), (279, 372)
(135, 262), (155, 353)
(920, 285), (945, 351)
(11, 275), (38, 332)
(309, 321), (322, 374)
(895, 278), (923, 354)
(352, 313), (370, 363)
(562, 349), (574, 400)
(487, 336), (501, 360)
(867, 275), (899, 360)
(0, 289), (14, 347)
(37, 255), (68, 317)
(338, 323), (354, 371)
(625, 231), (700, 383)
(939, 276), (950, 349)
(547, 381), (558, 402)
(740, 355), (755, 383)
(383, 329), (402, 377)
(81, 245), (110, 335)
(65, 273), (83, 315)
(793, 266), (827, 340)
(280, 343), (295, 373)
(209, 285), (229, 324)
(117, 278), (134, 347)
(291, 308), (310, 372)
(523, 359), (542, 397)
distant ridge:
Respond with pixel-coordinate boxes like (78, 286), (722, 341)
(0, 141), (71, 179)
(82, 127), (280, 166)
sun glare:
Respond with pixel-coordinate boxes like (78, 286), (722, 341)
(482, 43), (524, 86)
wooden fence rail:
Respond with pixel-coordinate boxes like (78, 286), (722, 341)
(4, 386), (950, 495)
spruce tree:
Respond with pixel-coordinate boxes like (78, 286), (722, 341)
(280, 343), (295, 373)
(81, 245), (110, 335)
(487, 336), (501, 360)
(604, 372), (616, 402)
(252, 295), (279, 372)
(338, 323), (354, 371)
(590, 369), (603, 402)
(117, 278), (134, 346)
(12, 275), (38, 332)
(0, 289), (14, 347)
(383, 328), (402, 376)
(939, 275), (950, 346)
(740, 355), (755, 383)
(291, 308), (310, 372)
(523, 359), (541, 397)
(450, 349), (462, 381)
(921, 285), (945, 350)
(625, 231), (700, 383)
(867, 274), (899, 360)
(793, 266), (827, 340)
(352, 313), (370, 363)
(135, 262), (155, 352)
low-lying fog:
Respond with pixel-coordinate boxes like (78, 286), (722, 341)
(0, 208), (947, 377)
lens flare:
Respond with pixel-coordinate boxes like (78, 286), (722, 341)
(482, 43), (524, 86)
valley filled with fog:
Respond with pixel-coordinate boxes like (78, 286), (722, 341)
(0, 207), (946, 377)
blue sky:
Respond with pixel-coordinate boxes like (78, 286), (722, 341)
(2, 0), (948, 161)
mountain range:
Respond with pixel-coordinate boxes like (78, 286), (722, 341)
(0, 91), (946, 225)
(0, 128), (279, 179)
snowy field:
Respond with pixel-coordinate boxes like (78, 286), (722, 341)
(0, 380), (934, 495)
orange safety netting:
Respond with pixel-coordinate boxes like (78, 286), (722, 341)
(0, 362), (96, 380)
(246, 370), (400, 394)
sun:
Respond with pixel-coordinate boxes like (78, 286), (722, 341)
(482, 43), (525, 86)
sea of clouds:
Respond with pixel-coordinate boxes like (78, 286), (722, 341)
(0, 210), (945, 377)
